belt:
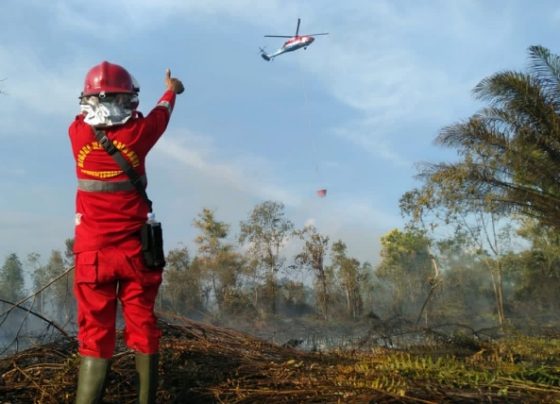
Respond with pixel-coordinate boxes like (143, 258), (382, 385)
(77, 176), (147, 192)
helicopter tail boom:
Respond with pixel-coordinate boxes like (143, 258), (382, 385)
(259, 47), (272, 61)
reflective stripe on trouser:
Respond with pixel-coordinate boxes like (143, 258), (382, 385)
(74, 239), (162, 358)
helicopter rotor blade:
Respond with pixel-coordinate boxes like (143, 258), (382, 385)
(305, 33), (329, 36)
(264, 35), (292, 38)
(295, 18), (301, 36)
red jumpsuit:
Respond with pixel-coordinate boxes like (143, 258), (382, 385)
(69, 90), (175, 359)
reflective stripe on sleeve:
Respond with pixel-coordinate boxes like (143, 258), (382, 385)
(157, 100), (172, 113)
(77, 176), (147, 192)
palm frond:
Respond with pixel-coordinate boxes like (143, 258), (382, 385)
(528, 45), (560, 99)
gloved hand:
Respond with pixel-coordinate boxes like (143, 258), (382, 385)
(165, 68), (185, 94)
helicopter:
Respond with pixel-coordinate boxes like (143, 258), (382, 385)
(260, 18), (328, 61)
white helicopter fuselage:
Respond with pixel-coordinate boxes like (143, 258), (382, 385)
(281, 36), (315, 53)
(262, 36), (315, 60)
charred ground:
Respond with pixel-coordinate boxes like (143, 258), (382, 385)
(1, 314), (560, 403)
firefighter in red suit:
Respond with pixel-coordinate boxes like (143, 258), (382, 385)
(69, 61), (184, 404)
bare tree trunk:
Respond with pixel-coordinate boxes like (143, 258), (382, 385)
(37, 292), (43, 314)
(416, 251), (440, 326)
(489, 262), (505, 330)
(270, 277), (277, 315)
(253, 287), (259, 309)
(319, 272), (328, 320)
(488, 213), (506, 330)
(460, 211), (507, 331)
(345, 288), (351, 318)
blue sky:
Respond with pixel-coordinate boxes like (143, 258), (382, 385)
(1, 0), (559, 266)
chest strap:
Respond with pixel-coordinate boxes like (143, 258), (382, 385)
(78, 176), (147, 192)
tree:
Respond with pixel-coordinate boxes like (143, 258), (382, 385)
(44, 250), (73, 324)
(28, 252), (46, 313)
(398, 48), (560, 328)
(375, 228), (434, 322)
(330, 240), (364, 320)
(193, 208), (244, 316)
(278, 278), (311, 317)
(403, 45), (560, 231)
(64, 238), (75, 267)
(294, 225), (331, 320)
(357, 262), (376, 318)
(432, 233), (497, 326)
(504, 219), (560, 323)
(403, 185), (514, 328)
(239, 201), (294, 315)
(0, 253), (25, 302)
(162, 246), (204, 316)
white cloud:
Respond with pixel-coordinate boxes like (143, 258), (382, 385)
(333, 123), (412, 168)
(303, 217), (316, 228)
(156, 130), (301, 206)
(46, 0), (295, 35)
(0, 45), (84, 133)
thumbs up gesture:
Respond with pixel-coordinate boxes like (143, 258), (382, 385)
(165, 68), (184, 94)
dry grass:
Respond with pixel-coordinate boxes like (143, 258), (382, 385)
(1, 315), (560, 403)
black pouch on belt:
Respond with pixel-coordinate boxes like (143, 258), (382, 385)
(140, 220), (166, 269)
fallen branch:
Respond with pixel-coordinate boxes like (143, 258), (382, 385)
(0, 297), (72, 341)
(0, 265), (74, 318)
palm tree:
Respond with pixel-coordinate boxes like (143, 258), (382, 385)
(405, 45), (560, 229)
(401, 45), (560, 329)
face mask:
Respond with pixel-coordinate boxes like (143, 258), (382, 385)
(79, 94), (137, 127)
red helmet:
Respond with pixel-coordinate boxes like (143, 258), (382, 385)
(82, 61), (139, 96)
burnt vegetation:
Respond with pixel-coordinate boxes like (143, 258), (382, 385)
(1, 316), (560, 403)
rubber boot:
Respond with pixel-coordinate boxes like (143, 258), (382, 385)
(135, 352), (159, 404)
(75, 356), (109, 404)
